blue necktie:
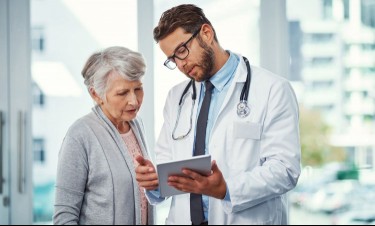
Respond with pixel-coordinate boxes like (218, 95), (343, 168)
(190, 80), (214, 225)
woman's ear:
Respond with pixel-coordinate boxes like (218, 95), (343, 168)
(89, 87), (103, 105)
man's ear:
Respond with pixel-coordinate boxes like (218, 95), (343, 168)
(200, 24), (215, 44)
(89, 87), (103, 105)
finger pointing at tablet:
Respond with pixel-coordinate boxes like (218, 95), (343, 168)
(135, 156), (159, 190)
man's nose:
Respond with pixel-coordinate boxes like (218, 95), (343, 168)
(175, 58), (187, 70)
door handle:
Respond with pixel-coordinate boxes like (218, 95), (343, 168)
(0, 111), (4, 194)
(18, 111), (26, 194)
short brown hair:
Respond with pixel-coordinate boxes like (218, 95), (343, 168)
(153, 4), (218, 42)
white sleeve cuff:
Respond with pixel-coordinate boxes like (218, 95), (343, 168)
(145, 189), (166, 205)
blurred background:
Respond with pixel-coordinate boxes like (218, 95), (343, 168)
(0, 0), (374, 225)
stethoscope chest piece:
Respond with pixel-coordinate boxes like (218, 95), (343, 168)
(237, 101), (250, 118)
(173, 56), (252, 140)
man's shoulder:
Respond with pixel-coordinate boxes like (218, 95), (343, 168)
(248, 66), (292, 92)
(171, 79), (192, 90)
(251, 65), (288, 84)
(233, 52), (288, 86)
(167, 79), (193, 96)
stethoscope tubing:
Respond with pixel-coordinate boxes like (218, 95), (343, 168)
(178, 56), (251, 104)
(241, 57), (251, 102)
(173, 56), (252, 140)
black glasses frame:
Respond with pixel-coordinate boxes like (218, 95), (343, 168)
(164, 29), (200, 70)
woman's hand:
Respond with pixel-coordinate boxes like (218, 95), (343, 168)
(135, 156), (159, 190)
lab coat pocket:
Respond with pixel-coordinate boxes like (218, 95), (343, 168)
(233, 121), (262, 140)
(226, 121), (262, 172)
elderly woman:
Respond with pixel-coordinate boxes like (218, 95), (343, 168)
(53, 46), (154, 225)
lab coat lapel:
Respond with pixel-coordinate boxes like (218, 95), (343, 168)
(213, 56), (247, 128)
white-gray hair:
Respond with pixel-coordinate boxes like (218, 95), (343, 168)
(81, 46), (146, 100)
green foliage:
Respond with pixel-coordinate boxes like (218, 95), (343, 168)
(299, 106), (346, 167)
(336, 165), (359, 180)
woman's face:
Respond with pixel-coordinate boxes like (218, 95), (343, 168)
(100, 71), (144, 125)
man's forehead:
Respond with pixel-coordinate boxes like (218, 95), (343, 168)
(159, 28), (191, 56)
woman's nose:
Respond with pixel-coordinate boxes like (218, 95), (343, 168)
(128, 92), (138, 106)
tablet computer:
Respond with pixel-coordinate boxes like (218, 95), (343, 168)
(156, 154), (211, 198)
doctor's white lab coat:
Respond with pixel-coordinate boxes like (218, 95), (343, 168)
(148, 55), (301, 225)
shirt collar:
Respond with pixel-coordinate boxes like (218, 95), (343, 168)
(208, 50), (239, 92)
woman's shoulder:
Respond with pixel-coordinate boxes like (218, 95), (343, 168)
(65, 112), (98, 139)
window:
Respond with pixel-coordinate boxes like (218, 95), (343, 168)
(361, 0), (375, 28)
(343, 0), (350, 20)
(313, 104), (334, 112)
(323, 0), (333, 20)
(344, 68), (351, 77)
(345, 146), (356, 164)
(312, 80), (334, 89)
(33, 138), (45, 164)
(31, 26), (45, 53)
(364, 115), (374, 123)
(32, 82), (45, 107)
(363, 91), (368, 98)
(366, 147), (373, 168)
(361, 43), (375, 51)
(306, 57), (334, 67)
(289, 21), (303, 81)
(344, 44), (351, 53)
(305, 33), (334, 43)
(344, 91), (351, 100)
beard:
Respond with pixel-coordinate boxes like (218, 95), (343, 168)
(189, 38), (215, 82)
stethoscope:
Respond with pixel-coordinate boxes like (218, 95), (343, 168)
(172, 56), (252, 140)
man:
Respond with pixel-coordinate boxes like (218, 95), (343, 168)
(136, 4), (301, 225)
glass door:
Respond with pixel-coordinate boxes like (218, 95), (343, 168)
(0, 0), (33, 224)
(0, 0), (10, 223)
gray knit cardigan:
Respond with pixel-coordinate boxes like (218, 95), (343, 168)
(53, 105), (154, 225)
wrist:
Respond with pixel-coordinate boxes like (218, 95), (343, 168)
(215, 180), (227, 200)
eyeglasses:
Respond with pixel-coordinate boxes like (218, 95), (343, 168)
(164, 29), (200, 70)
